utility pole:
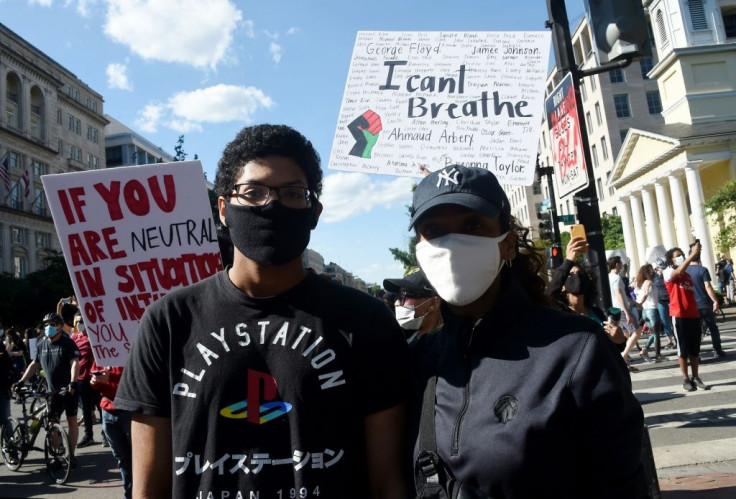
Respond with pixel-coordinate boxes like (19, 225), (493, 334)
(544, 0), (633, 311)
(536, 158), (561, 246)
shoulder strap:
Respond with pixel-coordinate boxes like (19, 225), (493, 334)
(418, 374), (438, 452)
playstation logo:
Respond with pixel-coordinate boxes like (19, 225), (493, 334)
(220, 369), (293, 424)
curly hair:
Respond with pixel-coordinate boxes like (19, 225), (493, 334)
(508, 216), (554, 307)
(665, 247), (683, 268)
(214, 124), (323, 198)
(635, 264), (654, 289)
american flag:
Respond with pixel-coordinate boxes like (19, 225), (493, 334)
(0, 155), (10, 192)
(21, 169), (30, 198)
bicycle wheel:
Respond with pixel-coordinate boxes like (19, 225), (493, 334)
(1, 417), (26, 471)
(44, 422), (72, 484)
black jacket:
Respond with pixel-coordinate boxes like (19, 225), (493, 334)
(409, 271), (648, 498)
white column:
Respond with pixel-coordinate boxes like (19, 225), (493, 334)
(629, 193), (647, 271)
(684, 164), (715, 273)
(668, 173), (692, 250)
(641, 187), (661, 253)
(654, 179), (676, 250)
(618, 200), (639, 276)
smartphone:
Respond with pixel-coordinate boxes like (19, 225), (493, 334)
(570, 224), (586, 241)
(91, 370), (101, 375)
(61, 297), (71, 304)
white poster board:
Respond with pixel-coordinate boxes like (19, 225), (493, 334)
(42, 161), (223, 367)
(329, 31), (551, 185)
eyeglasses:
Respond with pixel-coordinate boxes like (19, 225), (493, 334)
(398, 290), (433, 306)
(47, 322), (61, 327)
(229, 183), (313, 209)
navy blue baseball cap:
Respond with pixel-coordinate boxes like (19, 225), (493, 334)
(408, 165), (510, 229)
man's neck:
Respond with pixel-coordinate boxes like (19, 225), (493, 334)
(228, 254), (308, 297)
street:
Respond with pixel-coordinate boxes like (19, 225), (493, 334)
(1, 310), (735, 498)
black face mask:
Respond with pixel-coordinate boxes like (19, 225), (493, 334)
(224, 201), (316, 265)
(564, 273), (591, 296)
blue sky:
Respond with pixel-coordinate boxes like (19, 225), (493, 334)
(2, 0), (586, 286)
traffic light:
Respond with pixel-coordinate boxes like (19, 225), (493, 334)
(584, 0), (651, 64)
(549, 244), (564, 269)
(538, 211), (554, 241)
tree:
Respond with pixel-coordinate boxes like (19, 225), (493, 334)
(388, 185), (419, 273)
(601, 213), (625, 250)
(174, 135), (188, 161)
(704, 179), (736, 254)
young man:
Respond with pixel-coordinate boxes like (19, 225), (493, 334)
(115, 125), (409, 498)
(407, 165), (646, 497)
(664, 243), (709, 391)
(686, 250), (726, 357)
(608, 256), (643, 371)
(15, 313), (81, 459)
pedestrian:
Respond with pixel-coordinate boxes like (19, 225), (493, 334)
(634, 264), (663, 361)
(608, 255), (643, 371)
(71, 310), (99, 447)
(91, 363), (132, 498)
(407, 165), (647, 497)
(652, 258), (677, 350)
(14, 313), (81, 463)
(115, 124), (410, 498)
(383, 268), (441, 341)
(664, 243), (710, 391)
(685, 249), (727, 357)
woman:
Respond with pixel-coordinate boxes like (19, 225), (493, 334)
(664, 243), (709, 391)
(407, 165), (647, 498)
(634, 264), (663, 362)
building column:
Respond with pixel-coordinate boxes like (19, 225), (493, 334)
(668, 173), (692, 250)
(684, 164), (715, 272)
(641, 187), (661, 255)
(629, 193), (647, 271)
(618, 200), (639, 275)
(654, 179), (676, 250)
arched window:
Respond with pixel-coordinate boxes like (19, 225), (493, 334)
(5, 72), (22, 130)
(656, 10), (669, 47)
(30, 86), (46, 142)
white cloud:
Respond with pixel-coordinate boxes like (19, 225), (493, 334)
(63, 0), (97, 16)
(269, 42), (282, 64)
(242, 19), (255, 39)
(134, 103), (165, 133)
(104, 0), (242, 69)
(106, 62), (132, 90)
(134, 84), (273, 134)
(29, 0), (53, 5)
(286, 27), (301, 36)
(320, 173), (415, 223)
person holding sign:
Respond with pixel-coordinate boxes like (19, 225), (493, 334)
(116, 124), (409, 498)
(407, 165), (647, 497)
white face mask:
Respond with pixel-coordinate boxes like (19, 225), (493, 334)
(674, 255), (686, 266)
(394, 299), (431, 330)
(416, 232), (508, 306)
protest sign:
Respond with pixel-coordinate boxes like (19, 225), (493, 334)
(329, 31), (551, 185)
(545, 72), (588, 198)
(42, 161), (223, 367)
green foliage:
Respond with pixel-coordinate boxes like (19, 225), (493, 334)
(389, 183), (419, 273)
(601, 214), (625, 250)
(704, 180), (736, 253)
(174, 135), (188, 161)
(0, 251), (74, 328)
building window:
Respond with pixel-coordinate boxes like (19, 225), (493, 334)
(533, 181), (542, 195)
(57, 108), (62, 124)
(687, 0), (708, 30)
(601, 137), (609, 160)
(11, 227), (23, 244)
(614, 94), (631, 118)
(10, 182), (22, 210)
(106, 145), (123, 167)
(657, 10), (669, 46)
(69, 145), (75, 159)
(646, 91), (663, 114)
(597, 178), (605, 200)
(591, 144), (599, 167)
(36, 232), (49, 248)
(586, 112), (593, 132)
(609, 68), (625, 83)
(8, 151), (19, 168)
(595, 102), (603, 125)
(75, 118), (81, 134)
(33, 189), (46, 216)
(590, 76), (597, 91)
(32, 160), (48, 177)
(725, 13), (736, 38)
(580, 80), (587, 101)
(542, 131), (547, 148)
(640, 58), (653, 79)
(612, 207), (618, 216)
(13, 256), (26, 279)
(58, 139), (63, 154)
(68, 115), (74, 131)
(607, 171), (616, 196)
(620, 129), (629, 142)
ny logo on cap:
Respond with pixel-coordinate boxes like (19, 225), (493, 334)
(437, 167), (460, 188)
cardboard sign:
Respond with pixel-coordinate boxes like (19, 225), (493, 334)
(329, 31), (551, 185)
(545, 72), (588, 198)
(42, 161), (223, 367)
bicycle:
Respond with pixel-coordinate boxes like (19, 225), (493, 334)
(1, 386), (73, 484)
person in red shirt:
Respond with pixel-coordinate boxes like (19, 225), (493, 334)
(71, 312), (98, 447)
(663, 242), (709, 392)
(91, 363), (131, 498)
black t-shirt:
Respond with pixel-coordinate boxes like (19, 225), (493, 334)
(35, 334), (80, 392)
(116, 271), (409, 498)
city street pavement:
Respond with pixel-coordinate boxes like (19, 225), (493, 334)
(2, 306), (735, 498)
